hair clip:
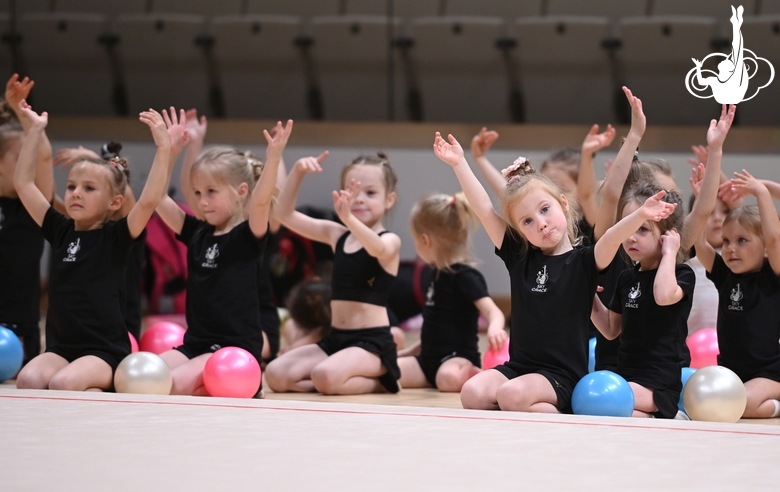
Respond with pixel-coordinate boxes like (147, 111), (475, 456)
(501, 156), (528, 179)
(450, 196), (457, 205)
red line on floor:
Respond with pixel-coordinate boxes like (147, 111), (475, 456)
(2, 393), (778, 438)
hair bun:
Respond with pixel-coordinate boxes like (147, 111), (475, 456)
(101, 141), (123, 159)
(501, 156), (534, 182)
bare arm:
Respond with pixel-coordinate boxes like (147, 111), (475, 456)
(397, 339), (421, 358)
(475, 296), (507, 353)
(470, 127), (506, 197)
(579, 124), (616, 227)
(681, 105), (736, 252)
(594, 190), (678, 271)
(12, 102), (50, 226)
(434, 132), (506, 249)
(275, 152), (345, 248)
(654, 230), (685, 306)
(594, 87), (645, 240)
(180, 109), (206, 219)
(249, 120), (292, 238)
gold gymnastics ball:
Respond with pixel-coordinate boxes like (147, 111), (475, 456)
(682, 365), (746, 423)
(114, 351), (172, 395)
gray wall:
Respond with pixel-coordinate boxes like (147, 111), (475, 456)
(50, 139), (779, 296)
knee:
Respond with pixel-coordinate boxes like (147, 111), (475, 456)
(496, 382), (531, 411)
(48, 371), (80, 391)
(460, 377), (492, 409)
(264, 360), (286, 392)
(15, 367), (48, 390)
(310, 364), (338, 395)
(436, 367), (470, 393)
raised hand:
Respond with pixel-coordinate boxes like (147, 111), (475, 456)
(731, 169), (765, 197)
(687, 144), (709, 168)
(332, 178), (360, 223)
(294, 151), (328, 175)
(17, 99), (47, 129)
(623, 86), (646, 136)
(139, 109), (170, 149)
(5, 74), (34, 112)
(54, 146), (101, 169)
(689, 163), (705, 197)
(582, 123), (616, 155)
(692, 58), (703, 68)
(162, 106), (189, 154)
(707, 104), (736, 150)
(184, 109), (207, 143)
(660, 229), (681, 258)
(264, 119), (293, 163)
(640, 190), (677, 222)
(471, 127), (499, 159)
(718, 180), (745, 203)
(433, 132), (465, 167)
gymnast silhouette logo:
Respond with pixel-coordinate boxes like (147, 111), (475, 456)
(685, 5), (774, 104)
(729, 283), (744, 311)
(202, 243), (219, 268)
(532, 265), (548, 293)
(628, 282), (642, 301)
(64, 238), (81, 262)
(425, 283), (434, 306)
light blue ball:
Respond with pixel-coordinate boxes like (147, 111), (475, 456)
(0, 326), (23, 382)
(572, 370), (634, 417)
(588, 337), (597, 373)
(678, 367), (697, 414)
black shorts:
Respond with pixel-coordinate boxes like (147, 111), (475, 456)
(260, 305), (280, 362)
(174, 341), (224, 360)
(619, 370), (683, 419)
(492, 361), (577, 414)
(46, 346), (126, 372)
(317, 326), (400, 393)
(416, 350), (481, 388)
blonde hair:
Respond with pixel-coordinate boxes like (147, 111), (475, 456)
(410, 192), (478, 271)
(500, 158), (581, 249)
(340, 152), (397, 194)
(617, 182), (687, 263)
(724, 205), (763, 240)
(192, 147), (266, 217)
(0, 98), (22, 159)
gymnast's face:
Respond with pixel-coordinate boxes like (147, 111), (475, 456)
(722, 220), (765, 274)
(342, 164), (395, 229)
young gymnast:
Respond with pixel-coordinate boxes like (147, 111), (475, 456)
(177, 109), (284, 364)
(0, 74), (54, 364)
(433, 131), (676, 413)
(396, 192), (506, 392)
(694, 170), (780, 418)
(265, 152), (403, 395)
(155, 118), (292, 396)
(14, 101), (171, 391)
(591, 184), (693, 419)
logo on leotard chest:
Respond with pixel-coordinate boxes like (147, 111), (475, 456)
(626, 282), (641, 309)
(63, 238), (81, 262)
(425, 283), (434, 306)
(202, 244), (219, 269)
(728, 283), (744, 311)
(531, 265), (548, 293)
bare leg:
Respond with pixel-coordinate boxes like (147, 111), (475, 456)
(261, 331), (271, 361)
(398, 356), (431, 389)
(167, 353), (211, 396)
(160, 349), (190, 371)
(742, 377), (780, 418)
(435, 357), (481, 393)
(496, 373), (560, 413)
(629, 382), (657, 418)
(460, 369), (508, 410)
(16, 352), (68, 389)
(390, 327), (405, 351)
(310, 347), (388, 395)
(265, 344), (328, 393)
(48, 355), (114, 392)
